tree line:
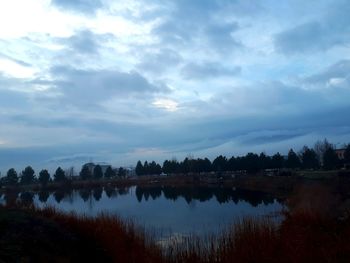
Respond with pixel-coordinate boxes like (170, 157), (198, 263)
(135, 139), (350, 176)
(0, 164), (128, 187)
(1, 139), (350, 185)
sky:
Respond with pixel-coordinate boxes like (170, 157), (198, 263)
(0, 0), (350, 172)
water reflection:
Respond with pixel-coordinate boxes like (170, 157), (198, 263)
(20, 191), (34, 205)
(1, 185), (281, 207)
(0, 185), (283, 237)
(135, 186), (278, 206)
(38, 191), (50, 203)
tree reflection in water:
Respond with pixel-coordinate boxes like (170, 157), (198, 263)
(38, 191), (50, 203)
(134, 186), (278, 207)
(1, 185), (280, 207)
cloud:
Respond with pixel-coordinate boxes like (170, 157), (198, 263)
(50, 66), (170, 104)
(51, 0), (103, 15)
(136, 48), (182, 73)
(151, 0), (244, 54)
(181, 62), (241, 79)
(59, 29), (115, 55)
(1, 0), (350, 171)
(303, 59), (350, 88)
(0, 88), (29, 109)
(204, 22), (241, 53)
(0, 53), (31, 67)
(274, 0), (350, 53)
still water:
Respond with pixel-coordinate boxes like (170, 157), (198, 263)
(1, 185), (284, 237)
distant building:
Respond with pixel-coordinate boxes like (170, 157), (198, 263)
(335, 149), (346, 160)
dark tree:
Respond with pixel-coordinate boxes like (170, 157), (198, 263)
(162, 159), (181, 174)
(301, 146), (319, 169)
(118, 167), (126, 177)
(271, 153), (284, 169)
(147, 161), (161, 175)
(162, 160), (171, 174)
(258, 152), (272, 170)
(286, 149), (301, 169)
(323, 147), (339, 170)
(202, 158), (212, 172)
(135, 161), (144, 176)
(244, 153), (260, 173)
(39, 169), (50, 186)
(180, 158), (190, 174)
(227, 156), (237, 171)
(54, 167), (66, 182)
(20, 166), (36, 185)
(143, 161), (149, 175)
(6, 168), (18, 185)
(93, 165), (103, 179)
(212, 155), (227, 172)
(104, 166), (116, 178)
(344, 144), (350, 164)
(80, 165), (92, 180)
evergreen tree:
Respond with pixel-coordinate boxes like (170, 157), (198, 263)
(135, 160), (144, 176)
(20, 166), (35, 184)
(286, 149), (301, 169)
(212, 155), (227, 172)
(93, 165), (103, 179)
(323, 147), (339, 170)
(6, 168), (18, 185)
(258, 152), (271, 170)
(104, 166), (115, 178)
(301, 146), (319, 169)
(143, 161), (149, 175)
(80, 165), (92, 180)
(271, 153), (284, 169)
(244, 153), (260, 173)
(39, 169), (50, 186)
(54, 167), (66, 182)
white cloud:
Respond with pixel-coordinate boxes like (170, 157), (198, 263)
(152, 98), (179, 112)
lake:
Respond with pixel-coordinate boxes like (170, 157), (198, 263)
(0, 185), (284, 238)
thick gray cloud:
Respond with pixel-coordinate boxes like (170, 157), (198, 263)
(51, 0), (103, 15)
(204, 22), (241, 52)
(181, 62), (241, 79)
(304, 59), (350, 87)
(136, 48), (182, 73)
(151, 0), (244, 54)
(50, 66), (170, 104)
(275, 0), (350, 53)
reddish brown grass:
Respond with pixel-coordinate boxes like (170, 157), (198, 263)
(4, 202), (350, 263)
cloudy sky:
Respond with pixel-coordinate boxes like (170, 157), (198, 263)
(0, 0), (350, 171)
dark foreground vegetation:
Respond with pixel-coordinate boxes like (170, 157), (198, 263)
(2, 184), (350, 263)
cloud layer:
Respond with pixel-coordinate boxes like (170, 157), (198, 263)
(0, 0), (349, 171)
